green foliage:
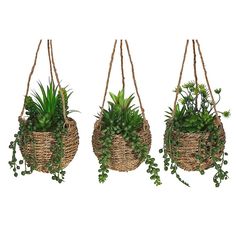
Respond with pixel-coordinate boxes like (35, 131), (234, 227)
(100, 90), (143, 133)
(31, 80), (58, 131)
(97, 89), (161, 186)
(24, 80), (73, 132)
(9, 80), (75, 183)
(166, 82), (230, 133)
(161, 81), (230, 187)
(98, 128), (113, 183)
(9, 122), (35, 178)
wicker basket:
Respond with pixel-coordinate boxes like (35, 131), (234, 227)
(165, 40), (227, 172)
(93, 40), (151, 172)
(16, 40), (79, 173)
(165, 120), (225, 171)
(92, 120), (152, 172)
(19, 118), (79, 173)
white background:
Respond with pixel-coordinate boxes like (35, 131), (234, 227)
(0, 0), (235, 235)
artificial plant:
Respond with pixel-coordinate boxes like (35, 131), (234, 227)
(160, 81), (230, 187)
(9, 79), (77, 183)
(96, 89), (162, 186)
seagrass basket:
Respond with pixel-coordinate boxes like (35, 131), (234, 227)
(165, 39), (227, 172)
(92, 39), (151, 172)
(165, 119), (225, 171)
(92, 120), (151, 171)
(17, 39), (79, 173)
(19, 118), (79, 172)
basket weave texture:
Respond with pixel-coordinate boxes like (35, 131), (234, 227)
(92, 120), (152, 172)
(165, 121), (225, 171)
(19, 118), (79, 173)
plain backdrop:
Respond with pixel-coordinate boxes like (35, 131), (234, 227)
(0, 0), (235, 236)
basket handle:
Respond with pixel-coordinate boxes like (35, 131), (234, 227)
(48, 40), (68, 124)
(172, 39), (189, 117)
(125, 40), (146, 122)
(196, 40), (220, 122)
(19, 40), (68, 124)
(172, 39), (220, 123)
(99, 39), (146, 123)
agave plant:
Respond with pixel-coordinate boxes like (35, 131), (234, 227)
(96, 89), (161, 186)
(24, 79), (73, 131)
(101, 90), (143, 132)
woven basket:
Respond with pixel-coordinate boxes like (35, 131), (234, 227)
(165, 120), (225, 171)
(165, 40), (227, 172)
(93, 40), (151, 172)
(16, 40), (79, 173)
(92, 120), (152, 172)
(19, 118), (79, 173)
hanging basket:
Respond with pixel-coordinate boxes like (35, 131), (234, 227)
(17, 40), (79, 173)
(92, 120), (151, 172)
(165, 119), (225, 171)
(92, 39), (151, 172)
(164, 39), (226, 172)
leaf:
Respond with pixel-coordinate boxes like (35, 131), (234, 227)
(67, 109), (80, 114)
(109, 92), (117, 104)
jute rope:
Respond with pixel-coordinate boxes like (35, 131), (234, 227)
(19, 40), (42, 119)
(172, 39), (220, 123)
(192, 39), (198, 109)
(120, 39), (125, 90)
(19, 40), (68, 124)
(99, 39), (147, 123)
(47, 40), (54, 86)
(172, 40), (189, 116)
(125, 40), (146, 122)
(48, 40), (68, 124)
(196, 40), (220, 123)
(98, 40), (117, 121)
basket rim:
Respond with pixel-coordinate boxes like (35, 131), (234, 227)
(19, 117), (77, 135)
(165, 118), (223, 135)
(94, 118), (150, 133)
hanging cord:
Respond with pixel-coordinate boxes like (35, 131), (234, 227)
(120, 40), (125, 90)
(48, 40), (69, 124)
(196, 40), (220, 123)
(19, 40), (68, 125)
(192, 39), (198, 110)
(19, 40), (42, 120)
(172, 40), (189, 117)
(98, 39), (147, 125)
(98, 40), (117, 121)
(47, 40), (54, 86)
(125, 40), (146, 122)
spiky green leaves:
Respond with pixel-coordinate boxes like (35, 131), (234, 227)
(31, 80), (58, 131)
(24, 80), (72, 132)
(109, 89), (135, 110)
(101, 89), (143, 133)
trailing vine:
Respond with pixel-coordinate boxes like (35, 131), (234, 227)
(98, 128), (113, 183)
(160, 123), (190, 187)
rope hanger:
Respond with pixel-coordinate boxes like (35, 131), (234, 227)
(19, 40), (68, 124)
(172, 39), (220, 123)
(99, 39), (146, 122)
